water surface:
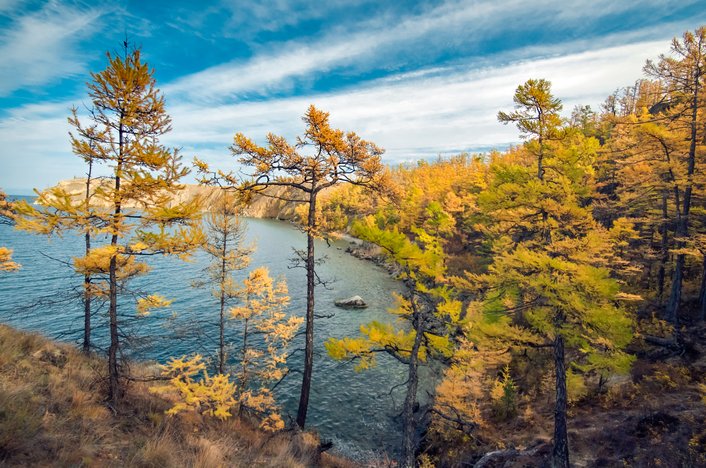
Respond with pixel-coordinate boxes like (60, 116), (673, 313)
(0, 197), (408, 460)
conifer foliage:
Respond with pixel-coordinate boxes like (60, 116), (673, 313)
(17, 44), (204, 406)
(196, 105), (388, 428)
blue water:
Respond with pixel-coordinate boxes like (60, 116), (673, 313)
(0, 196), (408, 460)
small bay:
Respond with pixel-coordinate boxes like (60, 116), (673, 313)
(0, 196), (407, 460)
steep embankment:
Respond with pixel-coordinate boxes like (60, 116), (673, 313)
(0, 324), (355, 467)
(44, 178), (305, 220)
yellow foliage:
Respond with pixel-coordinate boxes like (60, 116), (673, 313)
(0, 247), (20, 272)
(136, 294), (173, 317)
(151, 355), (237, 420)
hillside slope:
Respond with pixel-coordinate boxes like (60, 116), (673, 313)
(0, 324), (356, 467)
(42, 178), (307, 220)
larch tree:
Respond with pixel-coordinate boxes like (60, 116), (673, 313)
(20, 44), (204, 406)
(200, 190), (252, 373)
(644, 27), (706, 326)
(230, 267), (302, 431)
(0, 190), (20, 272)
(326, 217), (462, 468)
(153, 267), (301, 432)
(462, 79), (635, 468)
(196, 105), (387, 428)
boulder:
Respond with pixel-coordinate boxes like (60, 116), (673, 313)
(334, 295), (368, 309)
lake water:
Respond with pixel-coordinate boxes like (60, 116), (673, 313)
(0, 196), (409, 461)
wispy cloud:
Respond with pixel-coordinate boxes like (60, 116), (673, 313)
(165, 0), (698, 103)
(0, 2), (105, 96)
(164, 39), (671, 168)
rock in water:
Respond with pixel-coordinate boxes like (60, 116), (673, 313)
(334, 295), (368, 309)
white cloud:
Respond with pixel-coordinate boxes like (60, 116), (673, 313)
(0, 2), (105, 96)
(165, 0), (698, 103)
(163, 39), (671, 173)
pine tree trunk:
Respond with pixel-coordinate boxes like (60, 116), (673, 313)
(552, 334), (570, 468)
(296, 191), (317, 428)
(401, 297), (424, 468)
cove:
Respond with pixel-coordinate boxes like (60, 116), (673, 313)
(0, 204), (406, 461)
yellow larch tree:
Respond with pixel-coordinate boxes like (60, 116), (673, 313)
(200, 190), (252, 373)
(19, 44), (204, 406)
(196, 105), (388, 428)
(230, 267), (302, 431)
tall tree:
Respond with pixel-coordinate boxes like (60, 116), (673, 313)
(19, 44), (204, 406)
(327, 218), (461, 467)
(196, 105), (387, 428)
(464, 79), (635, 468)
(200, 191), (252, 373)
(644, 27), (706, 325)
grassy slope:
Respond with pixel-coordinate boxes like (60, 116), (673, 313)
(0, 324), (357, 467)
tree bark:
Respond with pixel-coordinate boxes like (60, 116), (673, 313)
(666, 65), (701, 324)
(657, 191), (669, 304)
(108, 125), (123, 407)
(699, 255), (706, 322)
(296, 190), (317, 428)
(219, 225), (228, 374)
(552, 334), (570, 468)
(82, 160), (93, 354)
(401, 296), (424, 468)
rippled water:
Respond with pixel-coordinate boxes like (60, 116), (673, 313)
(0, 196), (410, 460)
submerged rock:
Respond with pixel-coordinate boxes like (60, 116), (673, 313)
(334, 295), (368, 309)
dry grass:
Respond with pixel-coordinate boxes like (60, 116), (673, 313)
(0, 324), (359, 467)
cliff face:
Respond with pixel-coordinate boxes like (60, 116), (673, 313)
(42, 178), (305, 220)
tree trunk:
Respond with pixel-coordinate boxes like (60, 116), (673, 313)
(552, 334), (570, 468)
(666, 67), (700, 324)
(83, 239), (91, 354)
(657, 191), (669, 304)
(296, 191), (317, 428)
(219, 229), (228, 374)
(401, 296), (424, 468)
(82, 160), (93, 354)
(699, 255), (706, 322)
(108, 127), (123, 407)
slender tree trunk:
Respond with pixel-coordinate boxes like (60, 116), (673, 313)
(657, 191), (669, 304)
(242, 317), (249, 389)
(699, 255), (706, 322)
(108, 125), (123, 406)
(401, 297), (424, 468)
(82, 159), (94, 354)
(296, 190), (317, 428)
(552, 334), (570, 468)
(666, 70), (700, 325)
(219, 228), (228, 374)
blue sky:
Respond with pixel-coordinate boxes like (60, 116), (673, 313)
(1, 0), (705, 194)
